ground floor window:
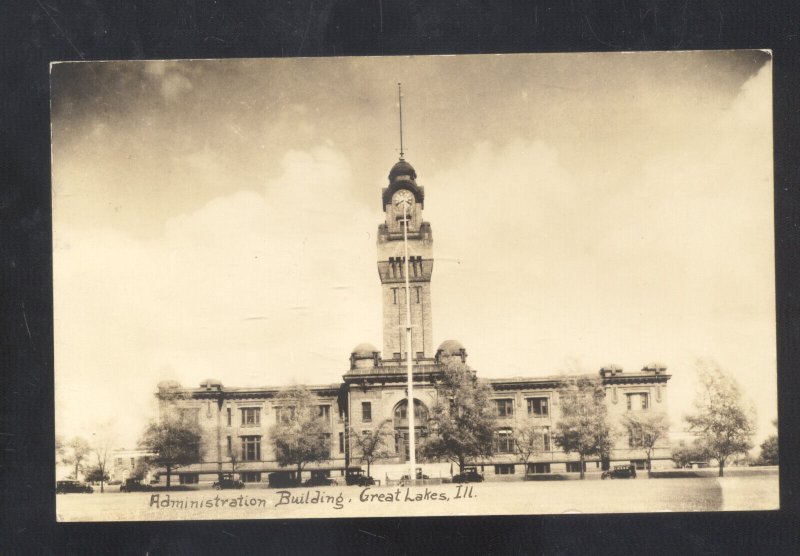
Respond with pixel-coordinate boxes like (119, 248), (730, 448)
(179, 473), (198, 485)
(631, 459), (646, 470)
(566, 461), (586, 473)
(527, 463), (551, 474)
(494, 464), (515, 475)
(240, 472), (261, 483)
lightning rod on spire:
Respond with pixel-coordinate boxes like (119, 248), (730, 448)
(398, 82), (404, 160)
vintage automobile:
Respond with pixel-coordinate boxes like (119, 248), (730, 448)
(56, 480), (94, 494)
(452, 466), (484, 483)
(601, 465), (637, 479)
(213, 473), (245, 490)
(345, 468), (375, 486)
(119, 478), (153, 492)
(303, 472), (338, 487)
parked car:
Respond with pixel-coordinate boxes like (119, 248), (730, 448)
(120, 478), (153, 492)
(400, 468), (430, 483)
(213, 473), (245, 490)
(268, 471), (297, 488)
(601, 465), (637, 480)
(303, 474), (338, 487)
(56, 480), (93, 494)
(452, 466), (484, 483)
(345, 468), (375, 486)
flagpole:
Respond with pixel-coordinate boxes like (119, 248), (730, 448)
(403, 199), (416, 481)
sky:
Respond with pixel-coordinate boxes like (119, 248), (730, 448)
(51, 51), (776, 451)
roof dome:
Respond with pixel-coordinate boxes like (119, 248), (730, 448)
(389, 159), (417, 182)
(437, 339), (465, 356)
(157, 380), (181, 391)
(351, 343), (379, 358)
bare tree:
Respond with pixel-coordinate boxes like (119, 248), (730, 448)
(685, 360), (755, 477)
(513, 421), (548, 473)
(90, 425), (115, 493)
(63, 436), (91, 479)
(351, 420), (393, 478)
(621, 412), (669, 476)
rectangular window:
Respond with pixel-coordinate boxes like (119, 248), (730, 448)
(275, 406), (295, 424)
(362, 401), (372, 422)
(241, 407), (260, 426)
(566, 461), (586, 473)
(318, 405), (330, 420)
(178, 473), (198, 485)
(495, 399), (514, 418)
(495, 430), (514, 453)
(392, 288), (398, 304)
(415, 286), (421, 303)
(626, 393), (650, 411)
(543, 428), (551, 452)
(226, 435), (232, 456)
(527, 397), (549, 417)
(241, 436), (261, 461)
(494, 464), (515, 475)
(527, 463), (551, 474)
(227, 407), (232, 427)
(240, 472), (261, 483)
(339, 432), (345, 453)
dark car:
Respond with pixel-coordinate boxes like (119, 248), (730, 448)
(452, 466), (484, 483)
(601, 465), (637, 480)
(213, 473), (245, 490)
(120, 478), (153, 492)
(56, 480), (93, 494)
(345, 468), (375, 486)
(303, 473), (338, 487)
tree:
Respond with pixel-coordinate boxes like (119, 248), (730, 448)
(552, 376), (614, 479)
(351, 420), (393, 478)
(422, 361), (496, 474)
(671, 442), (710, 468)
(621, 412), (669, 476)
(89, 423), (115, 493)
(62, 436), (91, 479)
(269, 385), (330, 485)
(139, 413), (202, 488)
(84, 466), (110, 484)
(684, 360), (755, 477)
(758, 419), (778, 466)
(513, 421), (548, 472)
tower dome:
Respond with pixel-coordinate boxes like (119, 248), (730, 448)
(350, 343), (380, 370)
(389, 159), (417, 183)
(436, 339), (467, 364)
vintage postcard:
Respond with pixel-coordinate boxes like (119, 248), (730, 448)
(52, 52), (778, 521)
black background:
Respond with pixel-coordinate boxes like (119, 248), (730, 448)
(2, 1), (799, 554)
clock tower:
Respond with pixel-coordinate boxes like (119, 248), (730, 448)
(377, 159), (434, 361)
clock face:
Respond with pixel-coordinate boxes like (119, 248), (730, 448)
(393, 189), (414, 211)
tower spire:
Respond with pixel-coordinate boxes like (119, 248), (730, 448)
(398, 82), (404, 160)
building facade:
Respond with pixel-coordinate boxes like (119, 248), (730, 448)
(155, 157), (672, 485)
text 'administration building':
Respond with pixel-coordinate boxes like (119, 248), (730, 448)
(156, 158), (672, 485)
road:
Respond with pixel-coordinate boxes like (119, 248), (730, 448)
(56, 472), (779, 521)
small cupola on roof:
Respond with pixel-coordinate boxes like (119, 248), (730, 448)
(381, 158), (425, 209)
(435, 339), (467, 364)
(350, 343), (380, 370)
(389, 159), (417, 183)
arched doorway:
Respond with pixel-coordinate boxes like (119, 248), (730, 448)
(393, 399), (428, 463)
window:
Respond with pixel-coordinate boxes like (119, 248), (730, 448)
(275, 406), (295, 424)
(527, 463), (551, 474)
(415, 286), (421, 303)
(226, 435), (232, 456)
(495, 429), (514, 453)
(318, 405), (330, 420)
(542, 428), (551, 452)
(626, 393), (650, 411)
(495, 399), (514, 418)
(241, 436), (261, 461)
(241, 407), (260, 426)
(240, 472), (261, 483)
(178, 473), (198, 485)
(339, 432), (345, 453)
(566, 461), (586, 473)
(392, 288), (398, 304)
(495, 464), (515, 475)
(362, 402), (372, 422)
(322, 433), (332, 457)
(227, 407), (232, 427)
(527, 397), (549, 417)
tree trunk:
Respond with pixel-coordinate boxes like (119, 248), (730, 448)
(367, 460), (371, 478)
(718, 460), (724, 477)
(579, 454), (585, 480)
(166, 465), (172, 488)
(459, 456), (465, 474)
(297, 464), (303, 486)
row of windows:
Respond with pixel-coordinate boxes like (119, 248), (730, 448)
(493, 392), (651, 417)
(228, 433), (334, 462)
(391, 285), (423, 304)
(494, 429), (551, 453)
(222, 405), (334, 427)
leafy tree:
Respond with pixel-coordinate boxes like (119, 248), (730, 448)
(552, 376), (614, 479)
(351, 420), (393, 478)
(269, 385), (330, 485)
(84, 466), (110, 484)
(422, 361), (496, 474)
(621, 412), (669, 476)
(685, 360), (755, 477)
(139, 413), (202, 488)
(671, 442), (710, 468)
(758, 419), (778, 466)
(90, 425), (115, 493)
(513, 421), (548, 471)
(63, 436), (91, 480)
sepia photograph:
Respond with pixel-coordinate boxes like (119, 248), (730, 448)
(51, 51), (778, 521)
